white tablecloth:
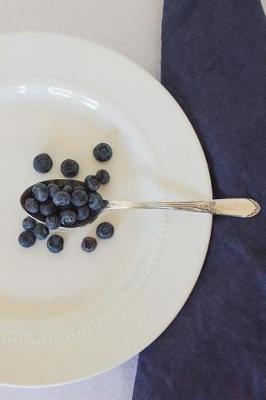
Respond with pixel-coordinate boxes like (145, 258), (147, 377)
(0, 0), (264, 398)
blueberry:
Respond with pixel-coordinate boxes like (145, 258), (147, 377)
(60, 159), (79, 178)
(58, 180), (66, 189)
(74, 185), (86, 191)
(33, 153), (53, 173)
(45, 214), (60, 230)
(32, 183), (49, 202)
(88, 192), (104, 212)
(34, 223), (49, 240)
(47, 234), (64, 253)
(63, 184), (74, 194)
(96, 169), (110, 185)
(18, 231), (36, 248)
(60, 210), (77, 227)
(93, 143), (112, 162)
(72, 189), (88, 207)
(25, 198), (39, 214)
(22, 216), (36, 231)
(84, 175), (100, 192)
(81, 237), (97, 253)
(96, 222), (114, 239)
(40, 200), (57, 217)
(48, 183), (60, 198)
(76, 205), (90, 221)
(53, 191), (71, 207)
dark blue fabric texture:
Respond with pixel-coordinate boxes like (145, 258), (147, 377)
(133, 1), (266, 399)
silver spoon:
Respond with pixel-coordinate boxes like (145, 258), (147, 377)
(20, 179), (261, 228)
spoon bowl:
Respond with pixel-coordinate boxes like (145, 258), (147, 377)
(20, 179), (102, 228)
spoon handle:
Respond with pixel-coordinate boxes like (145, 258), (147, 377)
(106, 198), (261, 218)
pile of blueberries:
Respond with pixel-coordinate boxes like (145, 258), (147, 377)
(18, 143), (114, 253)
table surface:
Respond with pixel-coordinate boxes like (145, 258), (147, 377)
(0, 0), (264, 399)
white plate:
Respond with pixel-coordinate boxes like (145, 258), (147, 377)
(0, 32), (212, 386)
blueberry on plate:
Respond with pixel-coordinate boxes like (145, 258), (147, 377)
(81, 237), (97, 253)
(40, 200), (57, 217)
(34, 223), (49, 240)
(48, 183), (60, 198)
(60, 159), (79, 178)
(96, 222), (114, 239)
(76, 205), (90, 221)
(72, 189), (88, 207)
(63, 184), (74, 194)
(22, 216), (36, 231)
(25, 197), (39, 214)
(84, 175), (100, 192)
(32, 183), (49, 203)
(60, 210), (77, 227)
(96, 169), (110, 185)
(33, 153), (53, 173)
(93, 143), (112, 162)
(53, 191), (71, 207)
(47, 234), (64, 253)
(18, 231), (36, 248)
(45, 215), (60, 230)
(88, 192), (104, 212)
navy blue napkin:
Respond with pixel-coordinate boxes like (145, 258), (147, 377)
(133, 1), (266, 399)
